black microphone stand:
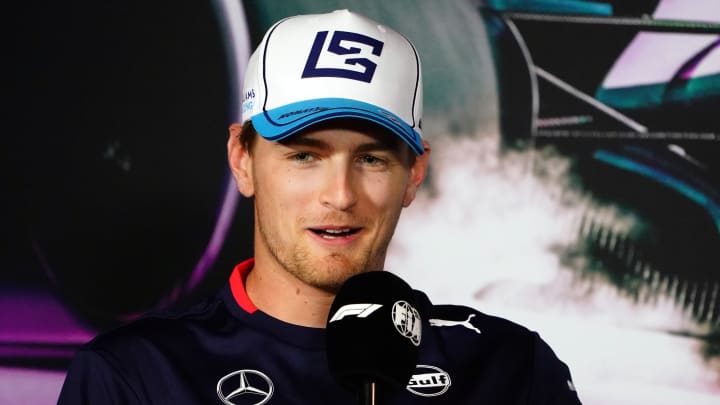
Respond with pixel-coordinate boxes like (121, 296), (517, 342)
(359, 379), (376, 405)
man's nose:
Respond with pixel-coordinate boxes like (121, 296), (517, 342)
(319, 163), (358, 211)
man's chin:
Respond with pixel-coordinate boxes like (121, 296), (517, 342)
(305, 254), (369, 291)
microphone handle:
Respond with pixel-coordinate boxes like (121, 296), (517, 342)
(359, 380), (376, 405)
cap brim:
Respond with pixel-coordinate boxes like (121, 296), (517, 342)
(251, 98), (424, 155)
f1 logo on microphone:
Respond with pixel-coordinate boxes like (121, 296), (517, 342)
(302, 30), (384, 83)
(329, 304), (382, 322)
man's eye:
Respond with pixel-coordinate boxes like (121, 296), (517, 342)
(359, 154), (383, 165)
(292, 152), (313, 162)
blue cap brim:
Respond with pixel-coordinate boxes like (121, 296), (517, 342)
(251, 98), (424, 155)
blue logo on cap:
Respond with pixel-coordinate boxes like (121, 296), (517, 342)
(302, 31), (384, 83)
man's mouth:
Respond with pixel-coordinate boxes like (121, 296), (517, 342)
(309, 227), (362, 239)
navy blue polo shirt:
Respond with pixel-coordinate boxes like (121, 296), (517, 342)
(58, 259), (582, 404)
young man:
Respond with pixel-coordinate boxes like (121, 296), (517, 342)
(58, 10), (582, 404)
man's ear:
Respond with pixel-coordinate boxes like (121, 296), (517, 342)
(402, 139), (431, 207)
(227, 123), (255, 197)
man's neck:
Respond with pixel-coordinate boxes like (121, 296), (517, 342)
(244, 258), (336, 328)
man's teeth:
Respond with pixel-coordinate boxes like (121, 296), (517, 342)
(319, 228), (353, 239)
(325, 229), (350, 234)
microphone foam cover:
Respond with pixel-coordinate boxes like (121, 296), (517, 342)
(326, 271), (422, 390)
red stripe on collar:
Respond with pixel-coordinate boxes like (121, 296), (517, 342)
(229, 258), (258, 314)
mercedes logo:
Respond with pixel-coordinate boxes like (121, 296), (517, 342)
(217, 369), (274, 405)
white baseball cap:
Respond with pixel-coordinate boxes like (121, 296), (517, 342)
(241, 9), (424, 155)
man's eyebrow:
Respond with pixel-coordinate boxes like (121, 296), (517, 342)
(355, 140), (397, 153)
(279, 137), (329, 149)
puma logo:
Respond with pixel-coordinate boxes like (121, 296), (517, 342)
(429, 314), (481, 335)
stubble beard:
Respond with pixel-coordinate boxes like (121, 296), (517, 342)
(290, 246), (372, 293)
(257, 215), (378, 293)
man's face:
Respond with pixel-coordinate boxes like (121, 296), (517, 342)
(230, 119), (428, 292)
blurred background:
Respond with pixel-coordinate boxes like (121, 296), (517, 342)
(4, 0), (720, 403)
